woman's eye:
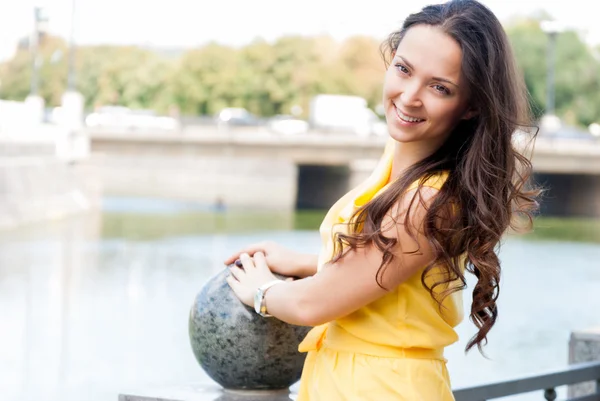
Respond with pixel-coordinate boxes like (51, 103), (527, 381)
(395, 64), (409, 74)
(433, 84), (450, 95)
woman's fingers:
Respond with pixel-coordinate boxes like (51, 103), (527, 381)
(226, 275), (244, 298)
(223, 243), (265, 265)
(225, 252), (278, 308)
(239, 253), (255, 270)
(224, 250), (247, 265)
(229, 265), (245, 281)
(253, 251), (268, 270)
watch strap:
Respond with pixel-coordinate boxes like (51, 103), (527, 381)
(254, 279), (283, 317)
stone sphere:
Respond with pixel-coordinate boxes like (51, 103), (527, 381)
(189, 267), (312, 391)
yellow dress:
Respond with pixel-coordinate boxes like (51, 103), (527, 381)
(296, 139), (464, 401)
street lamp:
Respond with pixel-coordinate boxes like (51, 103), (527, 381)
(30, 6), (49, 96)
(61, 0), (84, 132)
(25, 6), (49, 123)
(540, 20), (565, 116)
(67, 0), (77, 91)
(59, 0), (88, 162)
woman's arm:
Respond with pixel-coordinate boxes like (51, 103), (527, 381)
(227, 186), (440, 326)
(294, 253), (319, 278)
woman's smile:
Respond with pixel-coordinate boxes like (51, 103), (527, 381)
(393, 102), (426, 126)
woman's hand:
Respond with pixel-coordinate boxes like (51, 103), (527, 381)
(224, 241), (317, 278)
(226, 252), (281, 307)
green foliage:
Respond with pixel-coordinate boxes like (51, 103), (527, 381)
(76, 45), (174, 112)
(506, 19), (600, 126)
(525, 217), (600, 243)
(0, 19), (599, 127)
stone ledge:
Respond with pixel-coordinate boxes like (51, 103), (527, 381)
(118, 384), (296, 401)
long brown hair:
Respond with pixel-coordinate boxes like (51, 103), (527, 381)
(331, 0), (540, 353)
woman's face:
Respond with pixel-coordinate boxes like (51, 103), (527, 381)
(383, 25), (474, 147)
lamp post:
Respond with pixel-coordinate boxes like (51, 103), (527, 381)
(59, 0), (88, 162)
(61, 0), (84, 122)
(25, 6), (49, 123)
(540, 20), (565, 116)
(67, 0), (76, 91)
(30, 7), (49, 96)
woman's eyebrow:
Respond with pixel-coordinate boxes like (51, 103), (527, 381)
(396, 55), (459, 88)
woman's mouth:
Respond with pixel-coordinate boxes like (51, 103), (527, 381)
(393, 104), (425, 125)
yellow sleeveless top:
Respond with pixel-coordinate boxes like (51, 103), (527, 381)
(298, 138), (464, 356)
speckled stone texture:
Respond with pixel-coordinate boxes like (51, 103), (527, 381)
(568, 328), (600, 398)
(189, 267), (312, 391)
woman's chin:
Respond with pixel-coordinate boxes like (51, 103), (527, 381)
(387, 127), (416, 143)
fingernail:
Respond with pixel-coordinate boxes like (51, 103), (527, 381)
(235, 259), (242, 267)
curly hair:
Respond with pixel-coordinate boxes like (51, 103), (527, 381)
(330, 0), (540, 354)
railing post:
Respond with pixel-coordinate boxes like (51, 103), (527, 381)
(544, 388), (557, 401)
(569, 328), (600, 398)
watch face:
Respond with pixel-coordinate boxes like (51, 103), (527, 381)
(254, 290), (262, 314)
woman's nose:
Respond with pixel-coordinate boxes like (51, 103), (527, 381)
(399, 82), (423, 108)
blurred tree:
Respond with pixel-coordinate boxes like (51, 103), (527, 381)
(0, 24), (597, 127)
(338, 35), (385, 109)
(0, 35), (69, 106)
(171, 43), (239, 116)
(506, 19), (547, 119)
(554, 31), (600, 126)
(0, 48), (33, 101)
(507, 18), (600, 126)
(267, 36), (321, 116)
(77, 46), (173, 111)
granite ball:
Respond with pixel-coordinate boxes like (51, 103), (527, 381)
(188, 267), (312, 391)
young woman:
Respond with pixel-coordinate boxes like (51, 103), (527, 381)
(225, 0), (539, 399)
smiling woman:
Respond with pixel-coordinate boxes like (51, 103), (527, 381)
(224, 1), (541, 400)
(383, 25), (476, 156)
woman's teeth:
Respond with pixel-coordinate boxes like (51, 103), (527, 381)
(396, 108), (424, 123)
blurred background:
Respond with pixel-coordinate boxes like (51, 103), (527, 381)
(0, 1), (599, 401)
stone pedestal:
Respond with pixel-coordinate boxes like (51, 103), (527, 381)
(55, 91), (89, 162)
(568, 328), (600, 397)
(55, 128), (90, 162)
(60, 91), (84, 130)
(24, 94), (45, 124)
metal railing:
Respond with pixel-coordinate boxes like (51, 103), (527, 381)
(453, 361), (600, 401)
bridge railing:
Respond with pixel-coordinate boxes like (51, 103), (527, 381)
(453, 361), (600, 401)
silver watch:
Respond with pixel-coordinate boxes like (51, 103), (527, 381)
(254, 280), (283, 317)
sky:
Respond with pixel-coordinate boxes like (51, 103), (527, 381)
(0, 0), (598, 62)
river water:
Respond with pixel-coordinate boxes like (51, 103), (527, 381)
(1, 197), (599, 401)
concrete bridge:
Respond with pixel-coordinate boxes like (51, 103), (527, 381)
(86, 127), (600, 216)
(88, 126), (600, 173)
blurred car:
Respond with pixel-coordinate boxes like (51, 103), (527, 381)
(365, 109), (388, 137)
(127, 109), (180, 131)
(268, 115), (309, 135)
(308, 94), (387, 137)
(352, 108), (388, 138)
(85, 106), (179, 131)
(216, 108), (258, 126)
(85, 106), (130, 128)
